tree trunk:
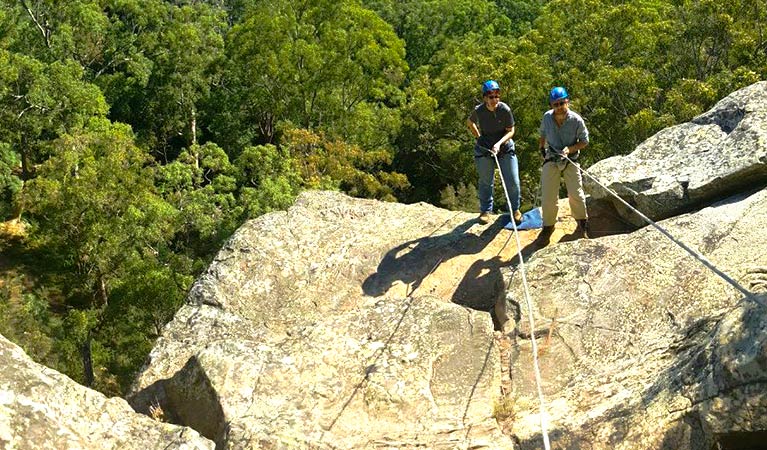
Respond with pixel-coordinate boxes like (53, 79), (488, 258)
(97, 276), (108, 308)
(191, 107), (197, 146)
(11, 143), (32, 221)
(81, 335), (94, 387)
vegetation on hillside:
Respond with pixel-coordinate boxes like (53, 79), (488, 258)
(0, 0), (764, 395)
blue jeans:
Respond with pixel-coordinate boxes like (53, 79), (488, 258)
(475, 152), (520, 213)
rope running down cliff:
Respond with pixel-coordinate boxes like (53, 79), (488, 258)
(563, 154), (765, 309)
(493, 153), (552, 450)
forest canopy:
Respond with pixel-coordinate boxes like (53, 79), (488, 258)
(0, 0), (764, 395)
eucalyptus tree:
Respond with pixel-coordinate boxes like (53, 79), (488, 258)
(234, 142), (302, 217)
(24, 118), (177, 387)
(0, 50), (107, 219)
(215, 0), (407, 148)
(362, 0), (513, 69)
(92, 0), (228, 161)
(661, 0), (766, 116)
(156, 142), (243, 258)
(0, 0), (144, 220)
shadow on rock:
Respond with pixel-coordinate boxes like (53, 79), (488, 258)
(451, 255), (507, 311)
(362, 217), (504, 307)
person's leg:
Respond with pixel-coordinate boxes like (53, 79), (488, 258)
(497, 152), (521, 213)
(475, 156), (495, 213)
(563, 163), (587, 220)
(540, 162), (561, 226)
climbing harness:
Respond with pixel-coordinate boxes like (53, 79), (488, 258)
(543, 146), (579, 166)
(493, 153), (552, 450)
(563, 154), (765, 309)
(477, 144), (514, 158)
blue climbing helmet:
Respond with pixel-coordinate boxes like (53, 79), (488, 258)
(482, 80), (501, 95)
(549, 86), (569, 103)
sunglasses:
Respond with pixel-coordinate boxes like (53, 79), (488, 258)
(552, 100), (568, 107)
(486, 94), (500, 99)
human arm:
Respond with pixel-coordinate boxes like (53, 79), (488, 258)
(563, 119), (590, 155)
(492, 126), (515, 154)
(467, 118), (481, 138)
(563, 140), (588, 155)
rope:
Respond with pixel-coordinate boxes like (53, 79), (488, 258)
(493, 153), (551, 450)
(564, 154), (764, 308)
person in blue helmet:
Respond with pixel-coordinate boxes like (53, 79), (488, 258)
(537, 86), (590, 241)
(466, 80), (522, 225)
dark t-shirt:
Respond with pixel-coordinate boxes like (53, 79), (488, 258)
(469, 102), (515, 157)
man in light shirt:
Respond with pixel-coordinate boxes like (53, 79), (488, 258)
(538, 86), (590, 241)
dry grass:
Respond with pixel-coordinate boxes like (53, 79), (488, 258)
(493, 396), (516, 422)
(0, 220), (26, 239)
(149, 399), (166, 422)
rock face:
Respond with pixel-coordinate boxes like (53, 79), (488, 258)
(130, 193), (515, 449)
(586, 81), (767, 227)
(506, 160), (767, 447)
(127, 82), (767, 450)
(0, 334), (213, 450)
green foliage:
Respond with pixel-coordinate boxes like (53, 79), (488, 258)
(214, 0), (407, 150)
(129, 2), (226, 154)
(0, 280), (60, 368)
(363, 0), (512, 68)
(0, 51), (108, 146)
(0, 143), (22, 218)
(235, 143), (302, 217)
(284, 128), (409, 201)
(1, 0), (766, 396)
(21, 118), (178, 385)
(96, 258), (190, 392)
(439, 182), (477, 212)
(25, 118), (176, 294)
(495, 0), (548, 36)
(158, 142), (243, 256)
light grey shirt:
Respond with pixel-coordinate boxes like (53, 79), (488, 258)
(539, 109), (589, 159)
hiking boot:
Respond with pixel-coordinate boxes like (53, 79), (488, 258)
(576, 219), (590, 239)
(478, 212), (491, 224)
(513, 210), (523, 224)
(537, 225), (555, 244)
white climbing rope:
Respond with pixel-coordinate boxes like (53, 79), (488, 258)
(493, 154), (552, 450)
(564, 154), (764, 308)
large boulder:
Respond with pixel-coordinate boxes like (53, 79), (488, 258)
(129, 191), (517, 449)
(183, 191), (509, 320)
(0, 334), (213, 450)
(128, 86), (767, 447)
(506, 186), (767, 448)
(132, 299), (505, 449)
(586, 81), (767, 227)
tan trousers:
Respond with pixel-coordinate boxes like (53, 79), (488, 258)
(541, 161), (588, 226)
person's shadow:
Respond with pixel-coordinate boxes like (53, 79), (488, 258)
(451, 220), (550, 315)
(362, 216), (505, 306)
